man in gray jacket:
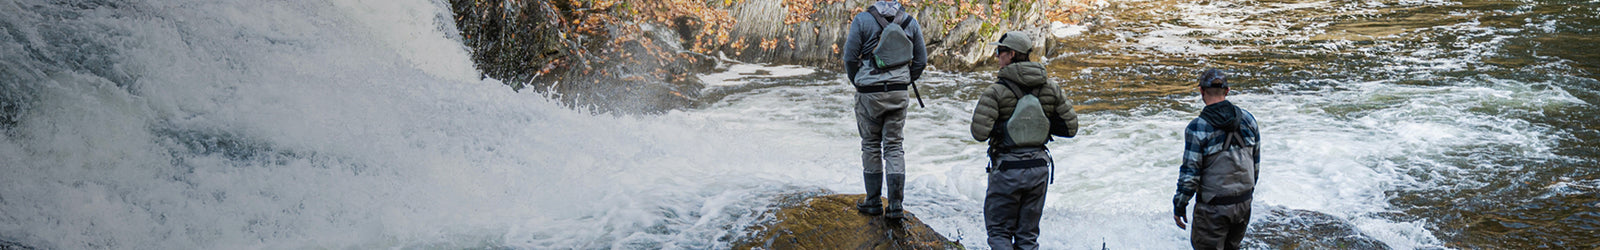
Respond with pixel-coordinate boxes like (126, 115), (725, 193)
(842, 0), (927, 220)
(970, 31), (1078, 250)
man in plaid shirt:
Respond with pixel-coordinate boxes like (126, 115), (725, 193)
(1173, 69), (1261, 250)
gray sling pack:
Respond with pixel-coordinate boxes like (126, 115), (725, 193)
(1199, 131), (1257, 205)
(1001, 80), (1049, 148)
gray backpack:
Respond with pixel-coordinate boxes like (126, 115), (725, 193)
(1199, 131), (1257, 204)
(866, 7), (913, 74)
(1001, 81), (1049, 147)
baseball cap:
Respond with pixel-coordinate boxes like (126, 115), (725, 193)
(1198, 69), (1228, 88)
(989, 31), (1033, 54)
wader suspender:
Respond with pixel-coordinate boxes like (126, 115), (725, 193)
(1001, 79), (1030, 100)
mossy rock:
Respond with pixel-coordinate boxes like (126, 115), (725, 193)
(734, 194), (962, 250)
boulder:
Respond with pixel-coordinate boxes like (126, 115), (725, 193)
(732, 194), (962, 250)
(1247, 206), (1392, 250)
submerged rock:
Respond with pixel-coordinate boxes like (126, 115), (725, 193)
(0, 239), (33, 250)
(733, 194), (961, 250)
(1246, 206), (1392, 250)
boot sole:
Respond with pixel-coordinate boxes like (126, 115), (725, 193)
(857, 206), (884, 215)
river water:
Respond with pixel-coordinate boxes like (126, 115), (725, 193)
(693, 0), (1600, 248)
(0, 0), (1594, 249)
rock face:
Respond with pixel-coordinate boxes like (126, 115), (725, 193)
(715, 0), (1095, 71)
(732, 194), (961, 250)
(448, 0), (714, 114)
(445, 0), (1098, 113)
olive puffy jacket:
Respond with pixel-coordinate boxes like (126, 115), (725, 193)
(970, 61), (1079, 147)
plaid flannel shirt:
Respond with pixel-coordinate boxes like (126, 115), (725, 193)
(1174, 105), (1260, 216)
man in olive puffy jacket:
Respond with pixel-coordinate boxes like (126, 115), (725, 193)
(969, 31), (1078, 250)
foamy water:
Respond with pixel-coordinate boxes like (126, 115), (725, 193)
(683, 67), (1573, 249)
(0, 0), (831, 248)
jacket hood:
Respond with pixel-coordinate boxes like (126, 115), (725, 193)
(998, 62), (1048, 88)
(1200, 100), (1242, 132)
(872, 1), (905, 17)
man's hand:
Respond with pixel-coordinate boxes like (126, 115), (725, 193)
(1174, 215), (1188, 230)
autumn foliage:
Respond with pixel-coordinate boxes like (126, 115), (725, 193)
(449, 0), (726, 113)
(447, 0), (1099, 112)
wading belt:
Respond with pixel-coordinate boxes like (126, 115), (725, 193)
(988, 147), (1055, 183)
(855, 83), (909, 93)
(995, 159), (1048, 171)
(1202, 189), (1254, 205)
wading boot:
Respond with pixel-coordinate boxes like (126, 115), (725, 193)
(856, 173), (884, 215)
(885, 173), (906, 220)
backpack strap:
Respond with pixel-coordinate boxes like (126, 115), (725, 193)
(861, 6), (911, 61)
(1224, 131), (1240, 148)
(866, 6), (909, 31)
(869, 7), (892, 29)
(860, 6), (883, 60)
(1223, 131), (1251, 170)
(998, 79), (1031, 99)
(1222, 110), (1250, 148)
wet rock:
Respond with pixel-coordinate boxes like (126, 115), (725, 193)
(447, 0), (707, 114)
(732, 193), (961, 250)
(1246, 206), (1392, 250)
(0, 89), (22, 131)
(1, 55), (41, 132)
(0, 239), (33, 250)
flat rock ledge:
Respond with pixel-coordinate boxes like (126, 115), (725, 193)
(733, 194), (962, 250)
